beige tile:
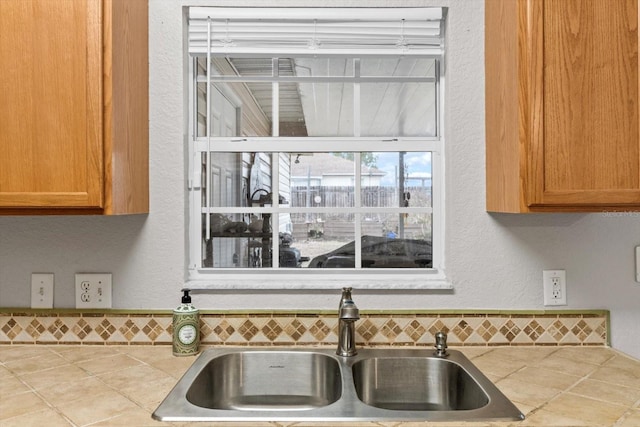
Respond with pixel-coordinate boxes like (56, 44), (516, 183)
(604, 353), (640, 376)
(0, 364), (13, 378)
(118, 345), (174, 363)
(506, 366), (580, 391)
(519, 409), (590, 426)
(20, 363), (90, 390)
(491, 347), (558, 364)
(0, 346), (52, 362)
(53, 345), (120, 363)
(484, 372), (505, 384)
(617, 409), (640, 427)
(590, 366), (640, 390)
(0, 408), (72, 427)
(0, 391), (47, 421)
(456, 346), (493, 359)
(98, 364), (173, 390)
(150, 355), (198, 379)
(36, 376), (114, 407)
(533, 353), (598, 377)
(569, 379), (640, 407)
(0, 374), (31, 399)
(514, 402), (537, 416)
(553, 346), (615, 366)
(117, 375), (179, 411)
(1, 344), (632, 427)
(84, 406), (169, 426)
(471, 351), (527, 379)
(56, 389), (139, 426)
(495, 377), (562, 407)
(4, 352), (69, 376)
(75, 353), (143, 375)
(541, 393), (628, 425)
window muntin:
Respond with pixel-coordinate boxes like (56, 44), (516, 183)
(187, 7), (445, 286)
(196, 150), (433, 270)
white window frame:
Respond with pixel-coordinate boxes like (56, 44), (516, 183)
(185, 8), (448, 290)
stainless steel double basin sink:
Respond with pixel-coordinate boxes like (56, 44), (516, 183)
(153, 348), (524, 422)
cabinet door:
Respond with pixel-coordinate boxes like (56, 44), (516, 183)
(528, 0), (640, 207)
(0, 0), (103, 209)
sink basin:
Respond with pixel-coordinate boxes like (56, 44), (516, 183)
(352, 357), (488, 411)
(153, 348), (524, 422)
(186, 351), (341, 411)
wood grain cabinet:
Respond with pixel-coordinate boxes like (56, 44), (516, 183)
(485, 0), (640, 212)
(0, 0), (148, 214)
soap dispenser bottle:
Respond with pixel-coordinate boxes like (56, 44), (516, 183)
(173, 290), (200, 356)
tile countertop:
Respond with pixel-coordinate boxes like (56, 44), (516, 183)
(0, 345), (639, 427)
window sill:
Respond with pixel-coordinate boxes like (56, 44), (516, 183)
(185, 271), (452, 290)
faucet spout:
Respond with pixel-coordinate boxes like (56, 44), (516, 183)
(337, 288), (359, 357)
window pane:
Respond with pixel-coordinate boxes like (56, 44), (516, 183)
(195, 82), (245, 138)
(358, 220), (432, 268)
(203, 152), (273, 208)
(222, 57), (273, 76)
(360, 82), (436, 137)
(291, 58), (354, 77)
(362, 152), (432, 207)
(289, 153), (355, 209)
(241, 82), (273, 137)
(196, 82), (207, 137)
(202, 212), (271, 268)
(360, 57), (436, 77)
(297, 82), (354, 136)
(278, 82), (308, 136)
(195, 57), (207, 77)
(293, 214), (356, 268)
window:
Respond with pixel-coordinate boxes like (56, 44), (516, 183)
(186, 7), (447, 288)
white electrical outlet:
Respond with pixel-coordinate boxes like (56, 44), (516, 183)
(543, 270), (567, 306)
(31, 273), (54, 308)
(75, 273), (112, 309)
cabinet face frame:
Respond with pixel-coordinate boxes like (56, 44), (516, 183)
(525, 0), (640, 208)
(0, 0), (104, 210)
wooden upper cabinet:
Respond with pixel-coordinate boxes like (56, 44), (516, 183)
(0, 0), (148, 214)
(486, 0), (640, 212)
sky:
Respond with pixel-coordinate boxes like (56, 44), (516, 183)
(373, 152), (432, 187)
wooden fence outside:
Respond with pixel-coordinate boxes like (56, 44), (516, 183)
(289, 185), (431, 240)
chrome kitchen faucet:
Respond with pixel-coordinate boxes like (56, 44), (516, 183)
(337, 287), (360, 357)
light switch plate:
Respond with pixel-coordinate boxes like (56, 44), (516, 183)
(31, 273), (54, 308)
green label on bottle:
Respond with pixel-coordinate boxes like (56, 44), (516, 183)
(173, 312), (199, 356)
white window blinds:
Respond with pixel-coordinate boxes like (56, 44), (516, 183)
(188, 7), (445, 57)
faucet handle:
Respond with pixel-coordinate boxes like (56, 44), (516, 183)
(339, 287), (353, 309)
(434, 331), (449, 357)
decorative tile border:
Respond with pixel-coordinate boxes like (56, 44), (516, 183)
(0, 310), (608, 347)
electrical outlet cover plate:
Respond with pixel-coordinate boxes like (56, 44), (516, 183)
(75, 273), (112, 309)
(543, 270), (567, 306)
(31, 273), (54, 308)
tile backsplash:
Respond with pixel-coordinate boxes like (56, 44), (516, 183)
(0, 309), (608, 347)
